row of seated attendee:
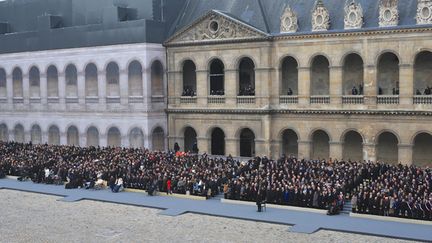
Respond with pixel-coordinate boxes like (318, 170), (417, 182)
(416, 86), (432, 95)
(0, 141), (430, 221)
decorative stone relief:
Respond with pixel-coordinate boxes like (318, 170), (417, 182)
(416, 0), (432, 25)
(344, 0), (363, 29)
(311, 0), (330, 32)
(175, 13), (263, 42)
(280, 5), (298, 33)
(379, 0), (399, 27)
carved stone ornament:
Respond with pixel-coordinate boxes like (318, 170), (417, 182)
(344, 0), (363, 29)
(280, 5), (298, 33)
(311, 0), (330, 32)
(176, 13), (261, 42)
(379, 0), (399, 27)
(416, 0), (432, 25)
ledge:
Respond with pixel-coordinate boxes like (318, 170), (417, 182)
(349, 212), (432, 226)
(123, 188), (207, 201)
(221, 198), (327, 214)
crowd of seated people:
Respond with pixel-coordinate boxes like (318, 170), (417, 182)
(210, 89), (225, 96)
(182, 86), (196, 97)
(0, 141), (431, 221)
(416, 86), (432, 95)
(238, 85), (255, 96)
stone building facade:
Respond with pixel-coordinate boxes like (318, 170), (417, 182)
(165, 0), (432, 166)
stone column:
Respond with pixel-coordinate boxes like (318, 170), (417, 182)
(298, 140), (311, 159)
(80, 132), (87, 147)
(363, 143), (376, 162)
(24, 129), (31, 143)
(6, 74), (12, 104)
(100, 134), (107, 147)
(98, 70), (106, 104)
(270, 139), (282, 159)
(363, 65), (377, 107)
(22, 73), (30, 105)
(119, 69), (128, 105)
(297, 67), (310, 106)
(399, 64), (413, 108)
(224, 69), (237, 106)
(398, 143), (413, 165)
(196, 69), (208, 105)
(197, 136), (209, 154)
(225, 138), (238, 157)
(41, 131), (48, 144)
(60, 132), (67, 145)
(122, 135), (129, 148)
(167, 70), (179, 105)
(329, 66), (342, 106)
(58, 72), (66, 105)
(329, 141), (343, 160)
(77, 71), (85, 105)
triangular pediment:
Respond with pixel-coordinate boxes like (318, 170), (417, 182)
(165, 10), (269, 45)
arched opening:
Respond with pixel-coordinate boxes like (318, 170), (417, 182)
(47, 65), (59, 98)
(107, 127), (121, 147)
(151, 60), (164, 96)
(67, 126), (79, 146)
(0, 124), (9, 141)
(85, 63), (98, 97)
(12, 68), (23, 98)
(281, 129), (298, 157)
(30, 125), (42, 144)
(343, 53), (364, 95)
(86, 126), (99, 147)
(281, 57), (298, 95)
(412, 133), (432, 167)
(182, 60), (196, 96)
(238, 58), (255, 96)
(129, 128), (144, 148)
(240, 128), (255, 157)
(48, 126), (60, 145)
(184, 127), (197, 152)
(29, 66), (40, 98)
(376, 132), (398, 163)
(311, 130), (330, 159)
(152, 127), (165, 151)
(14, 124), (24, 143)
(0, 68), (6, 98)
(209, 59), (225, 96)
(65, 64), (78, 98)
(342, 131), (363, 161)
(377, 53), (399, 95)
(310, 55), (330, 95)
(106, 62), (120, 97)
(211, 128), (225, 155)
(414, 51), (432, 95)
(128, 61), (143, 97)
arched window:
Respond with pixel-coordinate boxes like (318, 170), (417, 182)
(67, 126), (79, 146)
(281, 57), (298, 95)
(0, 124), (9, 141)
(65, 64), (78, 98)
(12, 68), (23, 98)
(48, 125), (60, 145)
(281, 129), (298, 157)
(238, 58), (255, 96)
(107, 127), (121, 147)
(414, 51), (432, 95)
(182, 60), (196, 97)
(343, 54), (364, 95)
(0, 68), (6, 98)
(310, 56), (330, 95)
(239, 128), (255, 157)
(106, 62), (120, 97)
(47, 65), (59, 98)
(14, 124), (24, 143)
(211, 127), (225, 155)
(413, 133), (432, 167)
(30, 125), (42, 144)
(184, 127), (197, 152)
(128, 61), (143, 97)
(152, 127), (165, 151)
(209, 59), (225, 96)
(151, 60), (164, 96)
(129, 127), (144, 148)
(29, 66), (40, 98)
(86, 126), (99, 147)
(377, 53), (399, 95)
(376, 132), (398, 163)
(85, 63), (98, 97)
(311, 130), (330, 159)
(342, 131), (363, 161)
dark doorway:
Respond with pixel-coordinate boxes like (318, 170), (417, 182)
(211, 128), (225, 155)
(240, 128), (255, 157)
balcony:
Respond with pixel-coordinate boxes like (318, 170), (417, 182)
(310, 95), (330, 104)
(151, 95), (164, 103)
(180, 96), (197, 104)
(413, 95), (432, 105)
(66, 97), (79, 103)
(29, 97), (41, 103)
(106, 96), (120, 103)
(377, 95), (399, 105)
(279, 95), (298, 104)
(0, 97), (6, 103)
(342, 95), (364, 104)
(208, 96), (225, 104)
(47, 97), (59, 103)
(129, 96), (144, 103)
(237, 96), (255, 104)
(13, 97), (24, 103)
(85, 96), (99, 104)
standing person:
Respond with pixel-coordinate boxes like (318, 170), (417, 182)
(174, 142), (180, 153)
(256, 191), (262, 212)
(167, 178), (172, 195)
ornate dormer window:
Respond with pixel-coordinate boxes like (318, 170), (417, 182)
(344, 0), (363, 29)
(280, 5), (298, 33)
(417, 0), (432, 25)
(311, 0), (330, 32)
(379, 0), (399, 27)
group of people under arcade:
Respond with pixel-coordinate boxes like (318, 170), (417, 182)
(416, 86), (432, 95)
(238, 85), (255, 96)
(0, 141), (431, 221)
(182, 86), (196, 97)
(350, 84), (363, 95)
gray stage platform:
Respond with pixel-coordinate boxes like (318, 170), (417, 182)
(1, 178), (431, 242)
